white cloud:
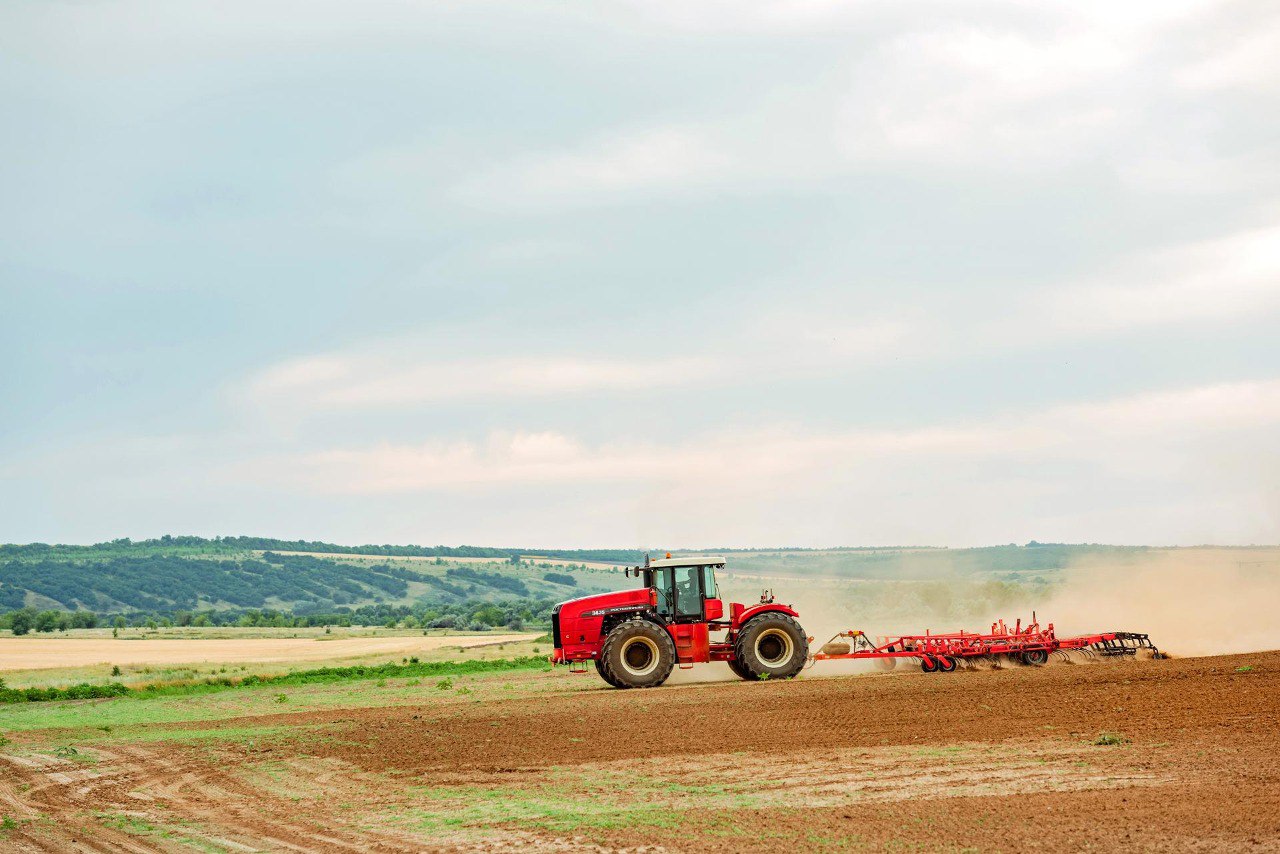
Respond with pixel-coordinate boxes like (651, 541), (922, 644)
(246, 351), (727, 408)
(247, 378), (1280, 495)
(451, 4), (1252, 210)
(238, 307), (922, 417)
(1042, 224), (1280, 333)
(456, 126), (734, 210)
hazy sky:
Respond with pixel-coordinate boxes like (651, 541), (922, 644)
(3, 0), (1278, 548)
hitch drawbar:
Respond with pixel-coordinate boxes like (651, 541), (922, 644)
(808, 615), (1162, 673)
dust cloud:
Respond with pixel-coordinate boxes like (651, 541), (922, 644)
(719, 547), (1280, 665)
(1042, 549), (1280, 657)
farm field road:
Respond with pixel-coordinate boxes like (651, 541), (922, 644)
(0, 633), (537, 670)
(1, 649), (1277, 851)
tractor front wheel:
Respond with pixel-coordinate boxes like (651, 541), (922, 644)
(734, 613), (809, 681)
(600, 619), (676, 689)
(594, 658), (624, 688)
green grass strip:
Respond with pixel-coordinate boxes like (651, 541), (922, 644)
(0, 656), (549, 704)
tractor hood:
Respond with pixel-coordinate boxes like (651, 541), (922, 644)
(557, 587), (653, 619)
(550, 587), (655, 662)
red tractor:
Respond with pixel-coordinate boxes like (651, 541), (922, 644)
(549, 554), (808, 688)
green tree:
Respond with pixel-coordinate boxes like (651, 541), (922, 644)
(10, 609), (34, 635)
(35, 610), (60, 632)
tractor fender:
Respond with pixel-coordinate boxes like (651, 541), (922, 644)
(600, 609), (663, 637)
(732, 602), (800, 630)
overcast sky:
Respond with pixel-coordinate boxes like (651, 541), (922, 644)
(2, 0), (1278, 548)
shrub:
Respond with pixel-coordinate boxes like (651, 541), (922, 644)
(1094, 732), (1131, 746)
(9, 610), (33, 636)
(544, 572), (576, 587)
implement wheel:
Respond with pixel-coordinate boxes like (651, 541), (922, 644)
(1021, 649), (1049, 666)
(734, 613), (809, 680)
(919, 655), (939, 673)
(600, 619), (676, 689)
(936, 655), (957, 673)
(875, 657), (898, 672)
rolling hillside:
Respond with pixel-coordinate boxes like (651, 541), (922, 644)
(0, 538), (627, 616)
(5, 536), (1270, 622)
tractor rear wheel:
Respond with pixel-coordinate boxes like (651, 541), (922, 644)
(594, 658), (624, 688)
(600, 619), (676, 689)
(727, 657), (752, 681)
(734, 613), (809, 681)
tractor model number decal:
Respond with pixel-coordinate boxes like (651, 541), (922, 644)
(583, 605), (648, 617)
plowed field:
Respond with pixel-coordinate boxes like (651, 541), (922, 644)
(2, 650), (1277, 852)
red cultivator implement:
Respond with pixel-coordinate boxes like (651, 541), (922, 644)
(811, 613), (1162, 673)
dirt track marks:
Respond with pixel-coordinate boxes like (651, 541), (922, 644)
(0, 744), (414, 852)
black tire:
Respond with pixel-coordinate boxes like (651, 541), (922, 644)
(936, 655), (957, 673)
(594, 657), (624, 688)
(600, 618), (676, 688)
(1020, 649), (1049, 666)
(727, 657), (752, 681)
(734, 613), (809, 681)
(920, 655), (939, 673)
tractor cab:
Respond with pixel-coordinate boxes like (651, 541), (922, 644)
(634, 556), (724, 623)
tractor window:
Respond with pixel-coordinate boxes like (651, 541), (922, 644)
(652, 568), (675, 618)
(673, 565), (702, 620)
(702, 565), (720, 600)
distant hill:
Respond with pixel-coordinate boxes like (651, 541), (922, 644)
(0, 539), (627, 616)
(4, 535), (1262, 619)
(0, 535), (643, 565)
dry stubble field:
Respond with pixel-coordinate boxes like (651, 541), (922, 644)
(1, 650), (1277, 852)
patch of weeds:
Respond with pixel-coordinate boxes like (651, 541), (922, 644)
(914, 745), (967, 758)
(1, 816), (19, 831)
(1236, 665), (1253, 673)
(0, 734), (10, 748)
(275, 694), (288, 704)
(456, 686), (472, 695)
(98, 813), (156, 834)
(53, 745), (79, 758)
(436, 677), (453, 690)
(1094, 732), (1131, 746)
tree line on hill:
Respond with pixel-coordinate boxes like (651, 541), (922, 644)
(0, 597), (556, 635)
(0, 535), (643, 565)
(0, 550), (593, 614)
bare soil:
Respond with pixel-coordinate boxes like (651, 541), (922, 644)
(1, 650), (1277, 852)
